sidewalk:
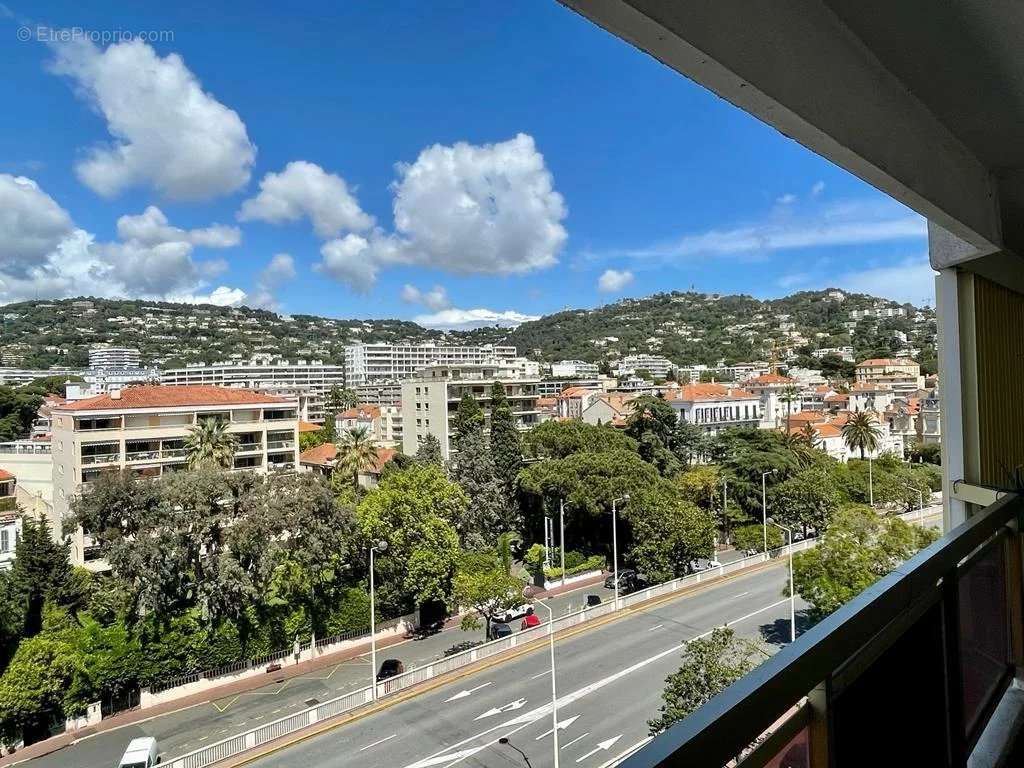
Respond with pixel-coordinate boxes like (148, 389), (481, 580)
(0, 572), (610, 768)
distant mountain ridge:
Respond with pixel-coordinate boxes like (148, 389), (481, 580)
(0, 289), (936, 372)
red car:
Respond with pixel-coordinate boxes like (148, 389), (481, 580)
(520, 609), (541, 630)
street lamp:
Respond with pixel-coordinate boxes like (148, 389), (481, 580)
(558, 498), (566, 587)
(498, 737), (533, 768)
(903, 484), (925, 521)
(868, 455), (874, 507)
(369, 540), (388, 700)
(761, 470), (776, 555)
(535, 600), (560, 768)
(610, 495), (629, 609)
(768, 519), (796, 643)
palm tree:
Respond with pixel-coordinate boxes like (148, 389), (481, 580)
(799, 422), (821, 449)
(185, 417), (237, 469)
(336, 426), (377, 490)
(780, 386), (800, 432)
(842, 411), (882, 459)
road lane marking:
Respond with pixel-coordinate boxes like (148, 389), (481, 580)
(536, 714), (580, 739)
(445, 682), (492, 701)
(731, 591), (750, 599)
(402, 598), (790, 768)
(597, 736), (653, 768)
(210, 695), (240, 713)
(646, 624), (664, 631)
(530, 669), (551, 680)
(475, 698), (527, 720)
(576, 735), (622, 763)
(359, 734), (397, 751)
(562, 732), (590, 749)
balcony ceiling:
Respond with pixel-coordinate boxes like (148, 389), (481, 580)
(559, 0), (1024, 263)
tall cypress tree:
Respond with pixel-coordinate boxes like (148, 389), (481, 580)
(489, 381), (523, 497)
(12, 513), (72, 637)
(452, 393), (484, 450)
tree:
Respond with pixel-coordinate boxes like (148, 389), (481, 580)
(415, 433), (443, 467)
(336, 426), (377, 490)
(0, 619), (76, 744)
(798, 422), (821, 449)
(649, 627), (765, 734)
(448, 429), (513, 548)
(732, 523), (783, 553)
(11, 514), (73, 637)
(522, 420), (638, 460)
(185, 417), (236, 469)
(841, 411), (882, 459)
(769, 466), (842, 535)
(626, 489), (716, 581)
(452, 552), (524, 636)
(452, 394), (484, 449)
(780, 386), (800, 433)
(792, 504), (938, 621)
(325, 386), (357, 412)
(489, 381), (523, 497)
(495, 531), (522, 575)
(908, 441), (941, 465)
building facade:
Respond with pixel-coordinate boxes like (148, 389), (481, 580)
(50, 385), (300, 567)
(615, 354), (673, 379)
(669, 383), (761, 434)
(89, 345), (142, 369)
(550, 360), (600, 378)
(336, 404), (402, 447)
(161, 356), (345, 422)
(344, 343), (517, 387)
(400, 363), (540, 460)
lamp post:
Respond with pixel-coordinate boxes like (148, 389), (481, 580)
(369, 540), (388, 700)
(903, 484), (925, 521)
(559, 498), (566, 587)
(610, 495), (629, 609)
(498, 737), (533, 768)
(768, 520), (795, 643)
(722, 477), (728, 545)
(868, 456), (874, 507)
(535, 600), (560, 768)
(761, 470), (776, 555)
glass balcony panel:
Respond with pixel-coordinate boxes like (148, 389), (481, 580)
(959, 536), (1011, 744)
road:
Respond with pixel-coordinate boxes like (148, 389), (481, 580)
(234, 567), (802, 768)
(25, 579), (620, 768)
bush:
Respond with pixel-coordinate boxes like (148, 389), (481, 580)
(543, 554), (605, 580)
(324, 587), (374, 635)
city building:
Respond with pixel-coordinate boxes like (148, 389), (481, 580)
(88, 345), (142, 369)
(743, 372), (801, 428)
(811, 346), (855, 361)
(299, 443), (396, 489)
(549, 360), (600, 378)
(81, 367), (160, 395)
(854, 357), (921, 383)
(615, 354), (673, 379)
(0, 470), (18, 571)
(400, 363), (540, 459)
(161, 356), (346, 422)
(536, 377), (605, 397)
(556, 385), (604, 420)
(848, 381), (896, 413)
(581, 393), (635, 427)
(50, 385), (300, 567)
(0, 366), (84, 386)
(336, 404), (402, 447)
(668, 383), (761, 434)
(343, 343), (517, 387)
(354, 381), (403, 407)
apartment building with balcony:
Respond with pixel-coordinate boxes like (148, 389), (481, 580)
(668, 382), (762, 434)
(0, 469), (18, 571)
(161, 356), (345, 422)
(336, 404), (402, 448)
(50, 385), (300, 566)
(400, 363), (540, 460)
(88, 345), (141, 369)
(344, 343), (517, 387)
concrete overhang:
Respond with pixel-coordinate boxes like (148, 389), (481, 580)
(558, 0), (1024, 271)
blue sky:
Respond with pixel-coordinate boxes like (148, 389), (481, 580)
(0, 1), (934, 327)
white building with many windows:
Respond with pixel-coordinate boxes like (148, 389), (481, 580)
(615, 354), (673, 380)
(400, 363), (540, 460)
(161, 356), (345, 422)
(550, 360), (600, 378)
(88, 345), (142, 369)
(668, 383), (761, 434)
(50, 385), (299, 567)
(343, 343), (517, 387)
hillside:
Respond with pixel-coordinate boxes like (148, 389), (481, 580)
(0, 289), (937, 373)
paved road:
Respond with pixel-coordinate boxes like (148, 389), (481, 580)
(238, 567), (802, 768)
(25, 580), (619, 768)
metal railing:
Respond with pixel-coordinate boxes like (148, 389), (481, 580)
(162, 508), (938, 768)
(81, 452), (121, 464)
(620, 495), (1019, 768)
(235, 442), (263, 453)
(266, 440), (295, 450)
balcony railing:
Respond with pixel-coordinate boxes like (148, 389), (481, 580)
(81, 452), (121, 465)
(235, 442), (263, 453)
(266, 440), (295, 450)
(623, 491), (1023, 768)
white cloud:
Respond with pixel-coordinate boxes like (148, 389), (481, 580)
(0, 174), (74, 272)
(830, 255), (937, 306)
(247, 253), (297, 310)
(49, 38), (255, 200)
(238, 161), (374, 237)
(401, 283), (450, 311)
(776, 193), (796, 205)
(314, 133), (567, 291)
(811, 181), (826, 197)
(316, 235), (379, 293)
(597, 268), (634, 293)
(413, 307), (540, 329)
(166, 286), (248, 307)
(595, 198), (925, 263)
(0, 177), (246, 304)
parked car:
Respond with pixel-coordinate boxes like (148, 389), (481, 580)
(585, 594), (602, 608)
(520, 608), (541, 630)
(708, 559), (722, 569)
(488, 622), (513, 640)
(119, 737), (160, 768)
(604, 569), (637, 590)
(376, 659), (404, 681)
(498, 603), (531, 623)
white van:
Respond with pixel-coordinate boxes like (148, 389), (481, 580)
(118, 737), (159, 768)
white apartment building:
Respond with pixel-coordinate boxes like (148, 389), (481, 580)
(811, 346), (855, 361)
(0, 366), (84, 386)
(400, 363), (540, 460)
(50, 385), (300, 567)
(550, 360), (600, 378)
(354, 381), (403, 407)
(556, 386), (603, 419)
(537, 377), (606, 397)
(848, 381), (897, 413)
(344, 343), (517, 388)
(743, 372), (801, 428)
(81, 367), (160, 394)
(615, 354), (673, 380)
(89, 345), (142, 369)
(668, 383), (761, 434)
(161, 356), (345, 422)
(336, 404), (402, 448)
(0, 470), (18, 571)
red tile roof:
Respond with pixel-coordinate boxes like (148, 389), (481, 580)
(857, 357), (918, 367)
(745, 373), (796, 385)
(297, 420), (322, 433)
(339, 405), (380, 420)
(787, 410), (827, 423)
(57, 385), (291, 411)
(0, 468), (15, 481)
(299, 442), (338, 466)
(677, 383), (758, 402)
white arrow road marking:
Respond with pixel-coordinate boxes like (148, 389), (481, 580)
(400, 599), (789, 768)
(475, 698), (527, 719)
(575, 735), (623, 763)
(535, 714), (581, 739)
(562, 732), (590, 750)
(359, 734), (397, 751)
(444, 682), (492, 702)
